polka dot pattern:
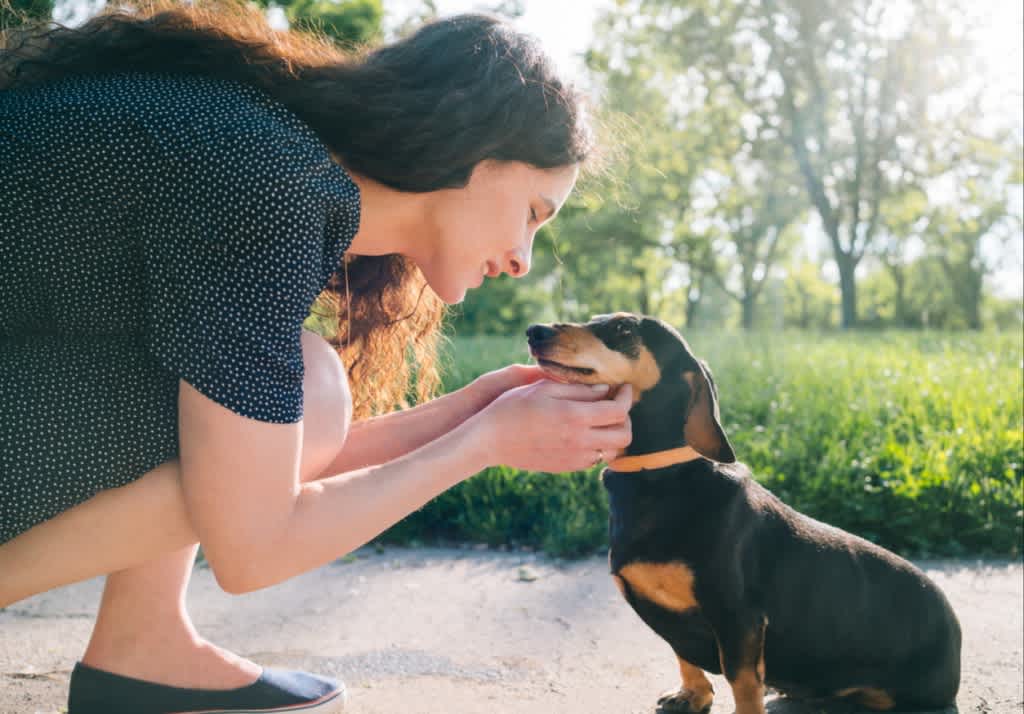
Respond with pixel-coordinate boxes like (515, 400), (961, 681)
(0, 71), (361, 544)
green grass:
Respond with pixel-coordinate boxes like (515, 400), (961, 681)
(380, 329), (1023, 559)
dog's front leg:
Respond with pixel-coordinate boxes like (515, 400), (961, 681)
(657, 655), (715, 712)
(715, 613), (767, 714)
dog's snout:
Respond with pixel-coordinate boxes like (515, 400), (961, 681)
(526, 324), (559, 345)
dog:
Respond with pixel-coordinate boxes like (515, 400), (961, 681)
(526, 312), (961, 714)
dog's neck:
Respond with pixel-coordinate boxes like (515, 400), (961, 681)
(607, 445), (704, 472)
(607, 383), (704, 471)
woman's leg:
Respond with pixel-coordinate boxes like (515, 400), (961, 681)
(80, 543), (263, 688)
(1, 330), (352, 688)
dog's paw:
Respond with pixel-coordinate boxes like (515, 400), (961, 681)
(656, 686), (713, 713)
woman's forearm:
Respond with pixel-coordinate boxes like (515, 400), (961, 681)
(317, 382), (489, 476)
(229, 416), (490, 593)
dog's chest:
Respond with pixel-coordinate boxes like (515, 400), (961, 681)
(603, 467), (721, 567)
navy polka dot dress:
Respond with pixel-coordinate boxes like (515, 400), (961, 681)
(0, 71), (361, 544)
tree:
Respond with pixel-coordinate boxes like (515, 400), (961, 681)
(626, 0), (986, 328)
(783, 259), (839, 328)
(873, 187), (930, 326)
(923, 181), (1021, 330)
(701, 133), (804, 328)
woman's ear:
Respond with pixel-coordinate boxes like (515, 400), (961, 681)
(682, 360), (736, 464)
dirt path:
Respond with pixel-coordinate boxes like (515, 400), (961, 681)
(1, 547), (1020, 713)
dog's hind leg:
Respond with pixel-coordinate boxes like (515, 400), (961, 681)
(657, 656), (714, 713)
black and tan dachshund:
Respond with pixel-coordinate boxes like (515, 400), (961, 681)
(526, 312), (961, 714)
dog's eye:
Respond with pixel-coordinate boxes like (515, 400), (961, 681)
(615, 323), (634, 337)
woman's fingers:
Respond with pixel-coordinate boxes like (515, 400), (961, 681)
(564, 384), (633, 427)
(507, 363), (548, 386)
(540, 380), (614, 401)
(587, 419), (633, 451)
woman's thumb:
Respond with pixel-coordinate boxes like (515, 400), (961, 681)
(545, 381), (611, 401)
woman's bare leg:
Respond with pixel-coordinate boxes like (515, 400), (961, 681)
(81, 543), (263, 688)
(1, 330), (352, 688)
(0, 458), (196, 608)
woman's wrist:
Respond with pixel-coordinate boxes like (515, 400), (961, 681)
(453, 407), (497, 472)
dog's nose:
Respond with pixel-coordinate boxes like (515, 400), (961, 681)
(526, 324), (558, 345)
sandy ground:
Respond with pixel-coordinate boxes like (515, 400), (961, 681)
(0, 547), (1020, 714)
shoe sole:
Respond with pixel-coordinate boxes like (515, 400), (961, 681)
(180, 685), (346, 713)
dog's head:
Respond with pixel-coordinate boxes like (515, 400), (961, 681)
(526, 312), (735, 463)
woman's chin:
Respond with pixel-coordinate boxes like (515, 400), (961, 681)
(429, 279), (469, 305)
(442, 290), (467, 305)
(439, 275), (484, 304)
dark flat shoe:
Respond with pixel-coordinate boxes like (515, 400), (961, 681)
(68, 660), (346, 713)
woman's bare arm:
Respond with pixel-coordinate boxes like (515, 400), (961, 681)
(318, 380), (493, 476)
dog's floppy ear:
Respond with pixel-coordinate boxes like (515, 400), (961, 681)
(682, 360), (736, 463)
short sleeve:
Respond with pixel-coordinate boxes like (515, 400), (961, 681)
(141, 96), (359, 424)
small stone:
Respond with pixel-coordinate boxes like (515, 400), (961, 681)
(517, 565), (540, 582)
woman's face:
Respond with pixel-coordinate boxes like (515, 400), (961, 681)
(421, 160), (579, 305)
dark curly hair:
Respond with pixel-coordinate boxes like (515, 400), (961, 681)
(0, 0), (595, 417)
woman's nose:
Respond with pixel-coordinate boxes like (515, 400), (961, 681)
(505, 250), (530, 277)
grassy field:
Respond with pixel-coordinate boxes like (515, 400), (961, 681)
(380, 329), (1023, 559)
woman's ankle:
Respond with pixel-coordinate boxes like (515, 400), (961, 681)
(81, 637), (261, 690)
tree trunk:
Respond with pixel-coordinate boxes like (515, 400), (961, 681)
(741, 294), (756, 329)
(964, 272), (983, 330)
(891, 266), (908, 327)
(836, 253), (858, 328)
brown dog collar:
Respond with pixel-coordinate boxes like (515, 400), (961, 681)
(607, 446), (704, 472)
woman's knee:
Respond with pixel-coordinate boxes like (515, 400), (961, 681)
(299, 329), (352, 479)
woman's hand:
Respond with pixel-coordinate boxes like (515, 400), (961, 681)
(465, 379), (633, 472)
(466, 363), (549, 408)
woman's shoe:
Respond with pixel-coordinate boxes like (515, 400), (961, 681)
(68, 660), (346, 713)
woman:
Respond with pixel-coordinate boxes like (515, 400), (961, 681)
(0, 1), (633, 712)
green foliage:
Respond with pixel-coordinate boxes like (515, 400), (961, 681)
(0, 0), (53, 28)
(781, 261), (840, 328)
(379, 330), (1024, 558)
(285, 0), (383, 48)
